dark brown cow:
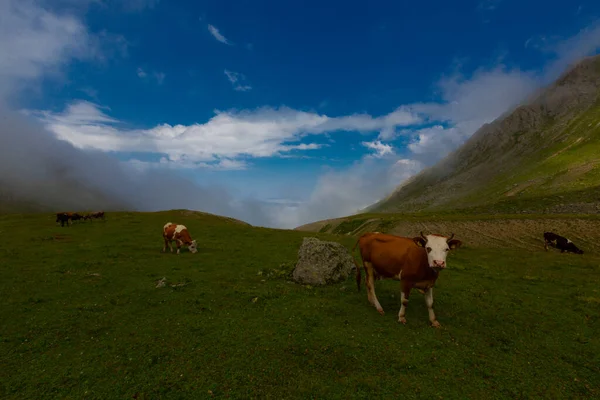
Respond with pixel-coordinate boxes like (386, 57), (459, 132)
(353, 231), (462, 327)
(55, 212), (72, 227)
(162, 222), (198, 254)
(70, 213), (84, 223)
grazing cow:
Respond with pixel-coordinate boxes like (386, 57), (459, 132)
(162, 222), (198, 254)
(353, 231), (462, 327)
(544, 232), (584, 254)
(70, 213), (84, 223)
(55, 212), (71, 227)
(89, 211), (105, 221)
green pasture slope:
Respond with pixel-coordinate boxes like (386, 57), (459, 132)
(1, 210), (599, 399)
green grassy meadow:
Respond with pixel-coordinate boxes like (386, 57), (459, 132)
(1, 211), (600, 399)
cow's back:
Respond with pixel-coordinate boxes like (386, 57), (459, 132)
(181, 229), (192, 242)
(163, 223), (177, 239)
(544, 232), (561, 241)
(174, 225), (191, 242)
(363, 236), (427, 278)
(357, 232), (404, 259)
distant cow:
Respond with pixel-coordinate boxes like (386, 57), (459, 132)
(89, 211), (105, 221)
(55, 212), (71, 227)
(70, 213), (84, 223)
(544, 232), (584, 254)
(162, 222), (198, 254)
(353, 231), (462, 327)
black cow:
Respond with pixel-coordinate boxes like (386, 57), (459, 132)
(55, 212), (71, 227)
(543, 232), (584, 254)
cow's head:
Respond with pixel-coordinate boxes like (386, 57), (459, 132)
(413, 232), (462, 269)
(188, 239), (198, 254)
(569, 243), (584, 254)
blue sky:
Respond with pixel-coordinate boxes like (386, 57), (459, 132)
(2, 0), (600, 228)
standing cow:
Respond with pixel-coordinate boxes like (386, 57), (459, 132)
(353, 231), (462, 327)
(162, 222), (198, 254)
(89, 211), (105, 221)
(543, 232), (584, 254)
(55, 212), (72, 227)
(70, 213), (84, 223)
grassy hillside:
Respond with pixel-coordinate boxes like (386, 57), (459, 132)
(369, 55), (600, 215)
(295, 212), (600, 252)
(1, 210), (599, 398)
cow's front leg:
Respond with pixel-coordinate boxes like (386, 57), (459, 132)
(365, 262), (384, 314)
(424, 288), (440, 328)
(398, 281), (412, 324)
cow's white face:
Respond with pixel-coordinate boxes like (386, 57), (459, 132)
(188, 240), (198, 254)
(414, 233), (462, 269)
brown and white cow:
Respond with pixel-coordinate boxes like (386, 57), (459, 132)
(162, 222), (198, 254)
(353, 231), (462, 327)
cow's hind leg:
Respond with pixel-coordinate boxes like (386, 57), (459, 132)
(398, 281), (412, 324)
(424, 288), (440, 328)
(364, 262), (384, 315)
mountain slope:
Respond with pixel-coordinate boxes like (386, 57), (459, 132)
(369, 54), (600, 215)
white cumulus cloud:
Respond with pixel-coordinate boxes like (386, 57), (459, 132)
(29, 101), (422, 169)
(0, 0), (130, 97)
(362, 140), (394, 158)
(0, 0), (91, 95)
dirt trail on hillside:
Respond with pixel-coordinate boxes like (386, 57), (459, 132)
(384, 218), (600, 252)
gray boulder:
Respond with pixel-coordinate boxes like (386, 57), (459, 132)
(292, 237), (355, 286)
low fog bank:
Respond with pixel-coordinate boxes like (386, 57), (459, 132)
(0, 103), (410, 230)
(0, 105), (276, 227)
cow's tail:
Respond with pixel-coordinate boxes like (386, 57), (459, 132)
(354, 258), (362, 292)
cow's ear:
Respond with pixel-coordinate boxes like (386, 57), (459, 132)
(448, 239), (462, 250)
(413, 237), (426, 247)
